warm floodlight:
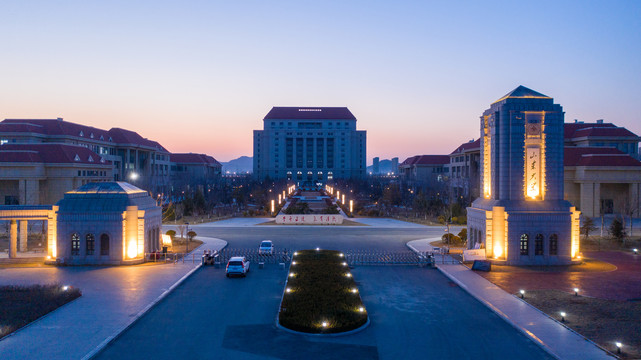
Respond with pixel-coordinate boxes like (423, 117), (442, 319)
(292, 261), (297, 265)
(286, 288), (292, 293)
(345, 273), (352, 278)
(322, 322), (328, 328)
(560, 312), (566, 322)
(293, 252), (298, 256)
(289, 273), (295, 278)
(351, 288), (358, 293)
(519, 290), (525, 299)
(358, 307), (364, 312)
(62, 285), (69, 291)
(634, 249), (638, 255)
(342, 262), (347, 266)
(616, 342), (622, 354)
(316, 247), (320, 251)
(573, 288), (579, 296)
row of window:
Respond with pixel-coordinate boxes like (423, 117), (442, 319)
(70, 233), (110, 256)
(519, 234), (558, 256)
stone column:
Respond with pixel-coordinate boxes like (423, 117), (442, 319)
(9, 220), (17, 258)
(580, 182), (595, 217)
(593, 183), (601, 216)
(19, 220), (28, 252)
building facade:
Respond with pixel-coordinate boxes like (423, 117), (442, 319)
(448, 139), (481, 202)
(398, 155), (450, 189)
(0, 144), (113, 205)
(0, 118), (171, 195)
(0, 118), (223, 205)
(170, 153), (223, 193)
(467, 86), (580, 265)
(54, 182), (161, 265)
(253, 107), (366, 184)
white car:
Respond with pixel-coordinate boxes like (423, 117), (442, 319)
(259, 240), (274, 255)
(226, 256), (250, 277)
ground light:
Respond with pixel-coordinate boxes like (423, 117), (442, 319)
(519, 289), (525, 299)
(560, 312), (566, 322)
(358, 307), (364, 313)
(574, 288), (579, 296)
(615, 342), (622, 354)
(634, 248), (638, 255)
(62, 285), (69, 291)
(322, 322), (328, 328)
(286, 288), (292, 293)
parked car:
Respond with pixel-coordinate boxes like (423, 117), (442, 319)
(259, 240), (274, 255)
(226, 256), (250, 277)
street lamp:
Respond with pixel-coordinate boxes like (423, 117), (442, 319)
(560, 311), (566, 322)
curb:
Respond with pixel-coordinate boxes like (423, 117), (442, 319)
(0, 291), (82, 343)
(435, 265), (563, 360)
(81, 264), (203, 360)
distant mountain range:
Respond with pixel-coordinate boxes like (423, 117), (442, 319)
(222, 156), (253, 173)
(221, 156), (397, 174)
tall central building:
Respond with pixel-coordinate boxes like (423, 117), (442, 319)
(253, 107), (366, 184)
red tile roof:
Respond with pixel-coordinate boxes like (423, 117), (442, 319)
(0, 144), (112, 165)
(264, 107), (356, 120)
(170, 153), (221, 166)
(400, 155), (449, 166)
(564, 122), (638, 139)
(0, 119), (168, 151)
(450, 139), (480, 155)
(564, 147), (641, 167)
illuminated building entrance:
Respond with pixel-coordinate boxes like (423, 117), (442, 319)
(467, 86), (580, 265)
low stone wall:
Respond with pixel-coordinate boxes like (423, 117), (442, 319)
(275, 214), (344, 225)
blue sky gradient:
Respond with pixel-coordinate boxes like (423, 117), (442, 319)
(1, 1), (640, 162)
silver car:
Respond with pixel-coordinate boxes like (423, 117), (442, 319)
(226, 256), (250, 277)
(259, 240), (274, 255)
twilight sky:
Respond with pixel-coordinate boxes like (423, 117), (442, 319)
(1, 1), (640, 163)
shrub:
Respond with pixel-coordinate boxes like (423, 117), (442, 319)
(279, 250), (367, 334)
(442, 233), (464, 246)
(458, 228), (467, 242)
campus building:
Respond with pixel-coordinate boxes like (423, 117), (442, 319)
(55, 182), (161, 265)
(398, 155), (450, 188)
(253, 107), (366, 184)
(0, 182), (161, 265)
(448, 139), (481, 202)
(0, 118), (222, 205)
(467, 86), (581, 265)
(170, 153), (223, 193)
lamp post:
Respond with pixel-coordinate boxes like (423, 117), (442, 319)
(271, 200), (275, 215)
(349, 200), (353, 214)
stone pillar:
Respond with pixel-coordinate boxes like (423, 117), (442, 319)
(9, 220), (17, 258)
(580, 182), (595, 217)
(593, 183), (601, 216)
(19, 220), (28, 252)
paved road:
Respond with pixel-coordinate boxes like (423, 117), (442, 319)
(96, 265), (552, 360)
(181, 222), (464, 254)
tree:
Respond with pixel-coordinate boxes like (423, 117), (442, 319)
(177, 224), (187, 241)
(165, 230), (176, 239)
(186, 230), (197, 253)
(580, 217), (597, 240)
(609, 217), (626, 243)
(458, 228), (467, 243)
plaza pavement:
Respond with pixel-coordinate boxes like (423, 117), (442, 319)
(407, 239), (616, 360)
(0, 236), (227, 360)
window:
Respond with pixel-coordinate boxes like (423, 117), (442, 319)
(71, 233), (80, 256)
(535, 234), (544, 255)
(520, 234), (529, 255)
(549, 234), (558, 255)
(100, 234), (110, 255)
(86, 234), (95, 255)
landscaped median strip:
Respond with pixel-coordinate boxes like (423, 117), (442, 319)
(278, 249), (368, 334)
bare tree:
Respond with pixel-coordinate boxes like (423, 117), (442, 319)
(177, 224), (187, 241)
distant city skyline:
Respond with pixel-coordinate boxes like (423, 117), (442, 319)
(1, 1), (640, 162)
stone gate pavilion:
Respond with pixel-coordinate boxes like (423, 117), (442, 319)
(467, 86), (581, 265)
(55, 182), (162, 265)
